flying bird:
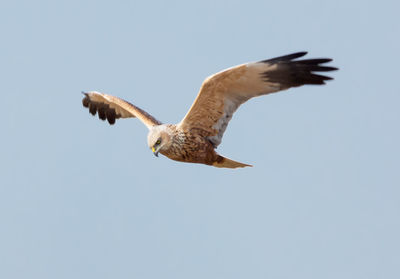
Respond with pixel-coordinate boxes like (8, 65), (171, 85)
(82, 52), (337, 168)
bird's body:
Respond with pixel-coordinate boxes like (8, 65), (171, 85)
(82, 52), (337, 168)
(155, 125), (217, 165)
(146, 124), (249, 168)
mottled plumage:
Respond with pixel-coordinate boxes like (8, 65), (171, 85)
(82, 52), (337, 168)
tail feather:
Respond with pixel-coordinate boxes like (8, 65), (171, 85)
(212, 155), (252, 169)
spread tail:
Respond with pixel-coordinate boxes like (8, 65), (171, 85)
(212, 155), (252, 169)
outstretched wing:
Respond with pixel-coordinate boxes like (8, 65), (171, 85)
(178, 52), (337, 147)
(82, 91), (161, 129)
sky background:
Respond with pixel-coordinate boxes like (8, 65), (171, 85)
(1, 0), (399, 278)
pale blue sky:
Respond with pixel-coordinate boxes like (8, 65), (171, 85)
(1, 0), (399, 278)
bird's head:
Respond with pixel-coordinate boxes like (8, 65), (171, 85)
(147, 125), (173, 157)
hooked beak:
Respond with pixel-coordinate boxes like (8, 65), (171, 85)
(152, 146), (159, 157)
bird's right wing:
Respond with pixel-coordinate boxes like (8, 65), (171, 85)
(82, 91), (161, 129)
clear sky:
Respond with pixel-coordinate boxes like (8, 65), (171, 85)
(1, 0), (399, 278)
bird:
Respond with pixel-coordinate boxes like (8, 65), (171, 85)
(82, 51), (337, 168)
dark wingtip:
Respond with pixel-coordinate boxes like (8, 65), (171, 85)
(260, 52), (338, 87)
(107, 114), (116, 125)
(261, 51), (308, 64)
(82, 96), (90, 108)
(88, 103), (97, 115)
(314, 66), (338, 72)
(81, 91), (120, 125)
(294, 51), (308, 57)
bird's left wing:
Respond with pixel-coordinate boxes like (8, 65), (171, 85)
(82, 91), (161, 129)
(178, 52), (337, 147)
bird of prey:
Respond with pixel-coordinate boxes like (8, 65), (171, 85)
(82, 52), (337, 168)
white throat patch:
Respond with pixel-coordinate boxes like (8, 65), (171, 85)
(147, 125), (172, 147)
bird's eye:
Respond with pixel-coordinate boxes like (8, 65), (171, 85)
(156, 139), (161, 145)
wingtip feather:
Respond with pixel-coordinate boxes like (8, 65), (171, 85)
(261, 51), (308, 64)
